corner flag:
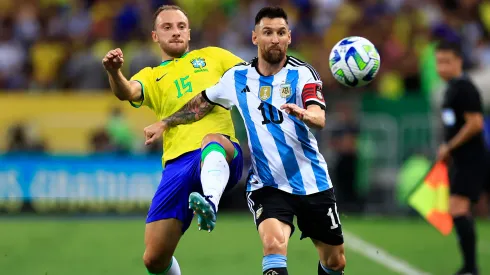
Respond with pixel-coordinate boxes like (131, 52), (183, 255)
(408, 161), (453, 235)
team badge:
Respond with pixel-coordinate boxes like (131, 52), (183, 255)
(259, 86), (272, 101)
(442, 108), (455, 126)
(190, 57), (206, 69)
(280, 83), (292, 98)
(256, 205), (263, 219)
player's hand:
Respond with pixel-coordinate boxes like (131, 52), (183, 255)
(144, 121), (167, 146)
(437, 144), (451, 162)
(102, 48), (124, 73)
(281, 103), (306, 120)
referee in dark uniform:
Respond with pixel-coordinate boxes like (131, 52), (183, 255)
(475, 116), (490, 217)
(436, 41), (486, 275)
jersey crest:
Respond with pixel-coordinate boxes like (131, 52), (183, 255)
(280, 83), (292, 98)
(191, 58), (208, 73)
(191, 58), (206, 68)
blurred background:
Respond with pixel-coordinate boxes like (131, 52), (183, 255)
(1, 0), (490, 274)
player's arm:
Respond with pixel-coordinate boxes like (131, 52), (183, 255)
(163, 92), (215, 127)
(144, 92), (215, 145)
(281, 103), (325, 129)
(144, 75), (234, 145)
(446, 84), (484, 151)
(282, 67), (326, 129)
(102, 48), (142, 102)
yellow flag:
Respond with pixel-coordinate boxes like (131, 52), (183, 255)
(408, 161), (453, 235)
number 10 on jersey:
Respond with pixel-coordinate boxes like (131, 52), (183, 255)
(258, 103), (284, 125)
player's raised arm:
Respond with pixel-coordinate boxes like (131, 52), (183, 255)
(102, 48), (142, 102)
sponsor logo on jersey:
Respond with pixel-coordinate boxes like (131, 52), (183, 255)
(156, 73), (167, 82)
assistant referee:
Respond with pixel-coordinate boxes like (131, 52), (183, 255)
(436, 41), (486, 275)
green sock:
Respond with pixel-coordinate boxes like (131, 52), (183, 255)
(201, 142), (227, 162)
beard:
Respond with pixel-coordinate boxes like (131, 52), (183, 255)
(160, 40), (188, 58)
(262, 46), (286, 64)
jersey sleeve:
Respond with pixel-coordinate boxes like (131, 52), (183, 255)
(202, 70), (235, 110)
(456, 80), (483, 113)
(129, 67), (157, 110)
(297, 66), (325, 110)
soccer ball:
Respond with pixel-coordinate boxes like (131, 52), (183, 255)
(329, 36), (381, 87)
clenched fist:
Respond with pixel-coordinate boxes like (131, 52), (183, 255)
(144, 121), (167, 146)
(102, 48), (124, 73)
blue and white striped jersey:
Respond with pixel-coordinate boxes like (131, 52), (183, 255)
(203, 56), (332, 195)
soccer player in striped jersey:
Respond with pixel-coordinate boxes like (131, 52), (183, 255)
(102, 5), (244, 275)
(146, 6), (346, 275)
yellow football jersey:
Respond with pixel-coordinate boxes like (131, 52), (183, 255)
(130, 47), (243, 166)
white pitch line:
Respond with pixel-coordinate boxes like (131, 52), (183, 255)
(344, 231), (432, 275)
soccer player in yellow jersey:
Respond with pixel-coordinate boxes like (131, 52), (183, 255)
(102, 5), (244, 275)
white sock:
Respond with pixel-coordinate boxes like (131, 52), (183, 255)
(166, 256), (181, 275)
(200, 150), (230, 212)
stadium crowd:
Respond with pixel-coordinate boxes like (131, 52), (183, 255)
(0, 0), (489, 95)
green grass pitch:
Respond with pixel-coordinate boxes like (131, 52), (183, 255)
(1, 214), (489, 274)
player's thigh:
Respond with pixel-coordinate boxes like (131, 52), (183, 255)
(201, 133), (236, 162)
(297, 188), (344, 246)
(144, 218), (183, 269)
(246, 187), (296, 255)
(147, 153), (201, 232)
(312, 239), (346, 271)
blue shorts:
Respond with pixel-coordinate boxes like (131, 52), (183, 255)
(146, 141), (243, 233)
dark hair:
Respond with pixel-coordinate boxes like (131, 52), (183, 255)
(435, 40), (463, 58)
(153, 5), (188, 30)
(254, 6), (288, 26)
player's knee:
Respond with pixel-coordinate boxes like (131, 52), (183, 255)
(143, 250), (172, 273)
(201, 133), (234, 161)
(201, 133), (225, 147)
(324, 252), (346, 271)
(262, 233), (288, 255)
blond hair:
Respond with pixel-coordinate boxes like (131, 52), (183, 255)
(153, 5), (188, 30)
